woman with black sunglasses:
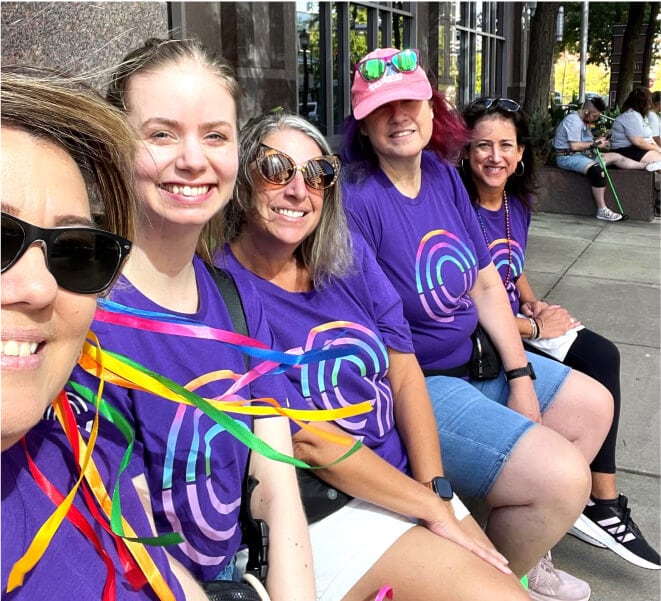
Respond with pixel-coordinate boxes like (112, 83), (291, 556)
(460, 97), (660, 575)
(1, 70), (206, 599)
(68, 39), (315, 600)
(341, 48), (614, 596)
(220, 110), (527, 601)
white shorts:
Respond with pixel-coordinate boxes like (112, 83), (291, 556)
(309, 495), (470, 601)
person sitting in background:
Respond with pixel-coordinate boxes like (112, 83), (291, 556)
(1, 69), (206, 600)
(553, 97), (660, 222)
(460, 96), (660, 574)
(220, 110), (527, 601)
(609, 87), (661, 170)
(341, 48), (614, 601)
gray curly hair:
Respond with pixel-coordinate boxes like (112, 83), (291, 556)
(223, 111), (353, 287)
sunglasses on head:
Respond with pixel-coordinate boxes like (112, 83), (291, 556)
(356, 49), (419, 83)
(255, 144), (340, 190)
(1, 212), (132, 294)
(470, 97), (520, 113)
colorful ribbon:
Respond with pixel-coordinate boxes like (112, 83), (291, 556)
(375, 586), (394, 600)
(10, 298), (374, 599)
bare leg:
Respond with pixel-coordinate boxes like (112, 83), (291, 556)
(591, 185), (608, 210)
(484, 425), (592, 576)
(541, 370), (614, 464)
(342, 525), (529, 601)
(601, 153), (647, 170)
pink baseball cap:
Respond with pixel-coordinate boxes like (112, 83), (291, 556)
(351, 48), (433, 120)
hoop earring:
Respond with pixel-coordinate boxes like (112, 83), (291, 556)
(460, 158), (470, 174)
(515, 161), (525, 177)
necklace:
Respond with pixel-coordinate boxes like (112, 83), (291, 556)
(476, 191), (513, 286)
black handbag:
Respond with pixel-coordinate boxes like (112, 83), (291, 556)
(201, 581), (264, 601)
(468, 324), (501, 380)
(422, 324), (501, 380)
(296, 467), (353, 523)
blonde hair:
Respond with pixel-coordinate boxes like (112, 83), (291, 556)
(1, 67), (137, 240)
(107, 38), (242, 262)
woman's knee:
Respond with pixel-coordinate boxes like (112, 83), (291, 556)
(566, 370), (614, 429)
(489, 426), (591, 513)
(546, 370), (614, 445)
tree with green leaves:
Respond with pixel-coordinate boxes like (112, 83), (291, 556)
(559, 3), (660, 107)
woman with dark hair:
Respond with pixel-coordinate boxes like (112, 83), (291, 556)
(220, 109), (526, 601)
(1, 69), (204, 600)
(341, 48), (615, 601)
(460, 97), (660, 573)
(609, 87), (661, 167)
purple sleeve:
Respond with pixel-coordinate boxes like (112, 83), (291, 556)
(354, 234), (414, 354)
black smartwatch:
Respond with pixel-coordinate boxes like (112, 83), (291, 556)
(505, 361), (536, 382)
(424, 476), (454, 501)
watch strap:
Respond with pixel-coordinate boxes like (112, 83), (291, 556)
(505, 361), (536, 381)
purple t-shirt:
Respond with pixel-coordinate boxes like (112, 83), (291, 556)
(221, 236), (414, 473)
(343, 152), (493, 371)
(68, 255), (300, 581)
(472, 193), (531, 315)
(2, 414), (185, 600)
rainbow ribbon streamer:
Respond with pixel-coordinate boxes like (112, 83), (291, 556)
(10, 301), (373, 599)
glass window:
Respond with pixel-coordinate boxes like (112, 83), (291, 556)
(297, 2), (321, 127)
(446, 1), (505, 108)
(298, 2), (415, 140)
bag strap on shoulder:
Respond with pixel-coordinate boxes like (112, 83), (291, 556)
(203, 261), (268, 582)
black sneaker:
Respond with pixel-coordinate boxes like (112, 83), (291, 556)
(569, 495), (660, 570)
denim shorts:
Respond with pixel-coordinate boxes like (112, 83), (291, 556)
(425, 351), (571, 498)
(556, 153), (597, 174)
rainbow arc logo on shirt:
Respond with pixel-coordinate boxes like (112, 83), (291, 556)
(415, 229), (477, 322)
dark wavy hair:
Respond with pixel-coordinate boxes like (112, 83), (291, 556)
(459, 99), (537, 210)
(341, 87), (469, 182)
(621, 86), (653, 117)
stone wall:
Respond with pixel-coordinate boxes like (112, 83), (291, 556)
(1, 2), (168, 92)
(535, 167), (659, 222)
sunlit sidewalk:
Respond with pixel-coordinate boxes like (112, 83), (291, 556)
(525, 212), (660, 600)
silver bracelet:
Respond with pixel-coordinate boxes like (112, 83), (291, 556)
(528, 317), (538, 340)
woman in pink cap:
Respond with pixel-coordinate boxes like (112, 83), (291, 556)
(342, 48), (614, 601)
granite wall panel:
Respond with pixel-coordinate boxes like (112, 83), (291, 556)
(1, 2), (169, 92)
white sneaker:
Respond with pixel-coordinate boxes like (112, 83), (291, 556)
(596, 207), (623, 221)
(644, 160), (661, 172)
(527, 552), (591, 601)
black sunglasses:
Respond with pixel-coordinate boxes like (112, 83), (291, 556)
(255, 144), (340, 190)
(470, 97), (520, 113)
(1, 212), (132, 294)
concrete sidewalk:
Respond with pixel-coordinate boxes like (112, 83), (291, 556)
(525, 212), (660, 600)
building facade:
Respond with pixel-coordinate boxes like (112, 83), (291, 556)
(1, 1), (535, 145)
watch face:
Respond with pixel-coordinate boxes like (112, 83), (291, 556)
(432, 477), (453, 500)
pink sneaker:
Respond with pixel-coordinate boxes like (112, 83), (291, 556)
(527, 552), (591, 601)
